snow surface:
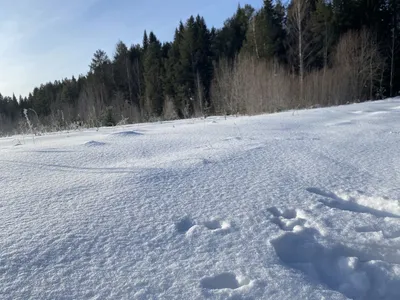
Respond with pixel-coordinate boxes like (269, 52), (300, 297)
(1, 99), (400, 299)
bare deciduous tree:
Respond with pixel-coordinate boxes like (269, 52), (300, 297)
(333, 29), (383, 102)
(287, 0), (313, 105)
(211, 29), (384, 115)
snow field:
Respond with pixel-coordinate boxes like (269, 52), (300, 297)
(1, 99), (400, 299)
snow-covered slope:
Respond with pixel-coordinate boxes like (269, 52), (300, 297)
(1, 99), (400, 300)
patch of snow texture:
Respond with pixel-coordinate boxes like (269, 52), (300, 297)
(1, 98), (400, 299)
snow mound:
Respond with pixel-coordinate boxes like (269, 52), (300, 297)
(111, 130), (143, 137)
(84, 140), (107, 147)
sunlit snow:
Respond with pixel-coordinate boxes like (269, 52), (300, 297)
(1, 99), (400, 299)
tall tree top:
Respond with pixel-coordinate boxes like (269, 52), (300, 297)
(89, 49), (110, 72)
(143, 30), (149, 50)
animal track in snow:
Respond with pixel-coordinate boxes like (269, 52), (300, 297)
(271, 229), (376, 299)
(176, 218), (231, 234)
(271, 220), (400, 299)
(306, 188), (400, 219)
(267, 207), (297, 219)
(267, 207), (306, 232)
(270, 193), (400, 299)
(204, 220), (231, 231)
(355, 224), (400, 239)
(176, 217), (195, 234)
(201, 272), (250, 290)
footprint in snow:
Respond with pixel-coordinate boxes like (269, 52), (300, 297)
(176, 217), (195, 234)
(306, 187), (400, 219)
(267, 207), (306, 232)
(201, 272), (250, 290)
(175, 218), (231, 234)
(270, 221), (400, 299)
(270, 228), (376, 299)
(355, 222), (400, 239)
(269, 193), (400, 299)
(204, 220), (231, 231)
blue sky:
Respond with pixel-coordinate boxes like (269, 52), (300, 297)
(0, 0), (262, 97)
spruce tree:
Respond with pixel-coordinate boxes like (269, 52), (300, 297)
(214, 5), (255, 61)
(164, 24), (185, 116)
(143, 32), (164, 117)
(128, 44), (145, 110)
(143, 31), (149, 52)
(113, 41), (132, 104)
(310, 0), (335, 69)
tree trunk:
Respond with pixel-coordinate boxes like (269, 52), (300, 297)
(196, 71), (203, 116)
(252, 17), (260, 59)
(125, 56), (133, 105)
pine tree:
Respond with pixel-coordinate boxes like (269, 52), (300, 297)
(88, 49), (113, 108)
(243, 0), (286, 60)
(143, 31), (149, 52)
(310, 0), (335, 69)
(90, 50), (110, 73)
(143, 32), (164, 117)
(332, 0), (358, 33)
(113, 40), (133, 105)
(214, 5), (255, 61)
(175, 16), (197, 116)
(129, 44), (145, 110)
(389, 0), (399, 96)
(193, 16), (213, 112)
(164, 24), (185, 116)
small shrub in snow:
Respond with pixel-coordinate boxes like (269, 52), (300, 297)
(163, 97), (178, 120)
(117, 114), (129, 126)
(102, 107), (116, 127)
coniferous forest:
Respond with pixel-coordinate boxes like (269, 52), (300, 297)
(1, 0), (399, 134)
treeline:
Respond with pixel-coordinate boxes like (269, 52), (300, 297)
(1, 0), (399, 134)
